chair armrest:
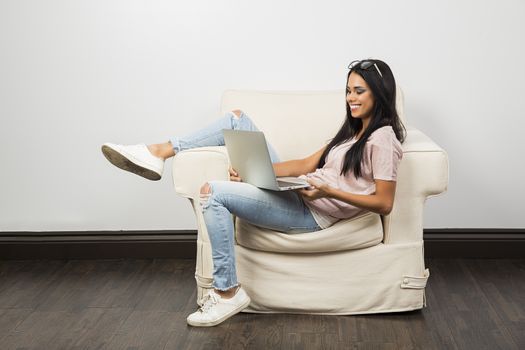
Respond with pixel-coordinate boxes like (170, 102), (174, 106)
(383, 127), (449, 244)
(171, 146), (230, 199)
(398, 127), (449, 197)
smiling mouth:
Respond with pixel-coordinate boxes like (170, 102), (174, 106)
(350, 104), (361, 111)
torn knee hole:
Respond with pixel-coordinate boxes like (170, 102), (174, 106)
(200, 183), (212, 195)
(232, 109), (242, 119)
(199, 183), (212, 210)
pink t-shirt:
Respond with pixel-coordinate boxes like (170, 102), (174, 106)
(299, 126), (403, 227)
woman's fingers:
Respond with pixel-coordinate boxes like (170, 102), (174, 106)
(229, 167), (242, 182)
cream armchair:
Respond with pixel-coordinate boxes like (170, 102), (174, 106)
(172, 88), (448, 315)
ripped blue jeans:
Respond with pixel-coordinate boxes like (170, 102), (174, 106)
(170, 110), (280, 163)
(171, 111), (321, 291)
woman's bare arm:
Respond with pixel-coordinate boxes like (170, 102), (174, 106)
(273, 146), (327, 177)
(300, 178), (397, 216)
(329, 180), (396, 216)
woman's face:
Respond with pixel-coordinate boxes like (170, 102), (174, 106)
(346, 71), (375, 121)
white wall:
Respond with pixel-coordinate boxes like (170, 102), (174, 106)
(1, 0), (524, 231)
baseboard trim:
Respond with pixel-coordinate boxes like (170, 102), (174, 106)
(424, 229), (525, 258)
(0, 231), (197, 260)
(1, 229), (524, 259)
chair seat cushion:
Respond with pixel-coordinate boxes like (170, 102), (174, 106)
(235, 212), (384, 253)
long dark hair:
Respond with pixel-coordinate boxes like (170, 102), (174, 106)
(317, 59), (406, 178)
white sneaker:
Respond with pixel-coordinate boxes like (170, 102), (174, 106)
(187, 287), (251, 327)
(101, 143), (164, 181)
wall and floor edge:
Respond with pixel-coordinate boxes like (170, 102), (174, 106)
(0, 229), (524, 259)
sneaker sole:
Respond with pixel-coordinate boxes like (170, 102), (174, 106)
(186, 296), (251, 327)
(101, 144), (162, 181)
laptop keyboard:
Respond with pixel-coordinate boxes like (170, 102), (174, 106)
(277, 180), (307, 188)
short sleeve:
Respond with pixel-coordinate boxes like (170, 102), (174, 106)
(370, 131), (403, 181)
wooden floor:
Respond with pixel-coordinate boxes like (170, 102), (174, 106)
(0, 258), (523, 350)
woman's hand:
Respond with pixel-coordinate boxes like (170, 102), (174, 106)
(229, 167), (242, 182)
(296, 178), (331, 200)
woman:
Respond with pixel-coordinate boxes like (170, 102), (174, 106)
(101, 59), (406, 327)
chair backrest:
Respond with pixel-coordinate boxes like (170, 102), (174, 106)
(220, 87), (405, 161)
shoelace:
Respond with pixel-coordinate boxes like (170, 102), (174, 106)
(199, 291), (220, 314)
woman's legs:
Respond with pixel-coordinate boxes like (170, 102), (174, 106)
(199, 180), (320, 295)
(102, 109), (280, 181)
(148, 109), (281, 163)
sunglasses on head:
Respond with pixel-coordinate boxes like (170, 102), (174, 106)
(348, 60), (383, 78)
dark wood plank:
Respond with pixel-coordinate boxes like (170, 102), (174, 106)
(0, 308), (33, 344)
(1, 307), (134, 350)
(103, 310), (180, 350)
(224, 312), (284, 349)
(0, 260), (66, 309)
(0, 258), (523, 350)
(68, 307), (135, 350)
(426, 259), (519, 350)
(462, 259), (525, 348)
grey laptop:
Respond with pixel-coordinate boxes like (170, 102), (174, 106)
(223, 129), (311, 191)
